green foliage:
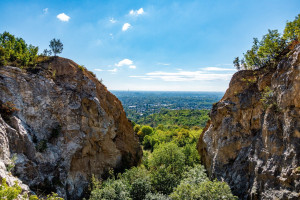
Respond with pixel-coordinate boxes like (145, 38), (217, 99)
(90, 179), (131, 200)
(44, 193), (64, 200)
(170, 165), (237, 200)
(283, 14), (300, 43)
(142, 125), (202, 152)
(0, 178), (22, 200)
(260, 86), (275, 109)
(49, 39), (63, 56)
(133, 124), (141, 133)
(242, 30), (285, 69)
(233, 57), (240, 70)
(6, 154), (17, 172)
(0, 31), (38, 67)
(149, 143), (185, 194)
(233, 14), (300, 70)
(78, 65), (85, 71)
(89, 107), (235, 200)
(137, 109), (210, 128)
(144, 193), (170, 200)
(41, 49), (52, 56)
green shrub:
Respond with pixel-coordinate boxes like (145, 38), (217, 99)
(170, 165), (237, 200)
(144, 193), (170, 200)
(149, 143), (185, 194)
(6, 154), (17, 172)
(260, 86), (276, 109)
(78, 65), (85, 71)
(233, 14), (300, 70)
(0, 31), (38, 68)
(0, 178), (22, 200)
(89, 179), (131, 200)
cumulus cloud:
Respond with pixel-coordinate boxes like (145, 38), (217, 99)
(122, 23), (131, 31)
(129, 65), (136, 69)
(130, 69), (234, 82)
(110, 18), (117, 23)
(43, 8), (48, 14)
(129, 8), (144, 16)
(115, 59), (133, 67)
(57, 13), (70, 22)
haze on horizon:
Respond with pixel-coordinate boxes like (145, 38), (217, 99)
(0, 0), (299, 91)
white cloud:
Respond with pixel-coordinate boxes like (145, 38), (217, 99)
(129, 65), (136, 69)
(43, 8), (48, 14)
(157, 62), (170, 66)
(110, 18), (117, 23)
(108, 68), (118, 73)
(115, 59), (133, 67)
(203, 67), (236, 71)
(130, 69), (234, 82)
(129, 8), (144, 16)
(94, 68), (118, 73)
(57, 13), (70, 22)
(122, 23), (131, 31)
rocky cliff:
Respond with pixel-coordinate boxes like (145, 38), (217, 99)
(0, 57), (142, 199)
(198, 46), (300, 199)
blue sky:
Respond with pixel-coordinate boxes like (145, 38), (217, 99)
(1, 0), (299, 91)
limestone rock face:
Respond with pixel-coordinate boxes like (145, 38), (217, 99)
(198, 46), (300, 199)
(0, 57), (142, 199)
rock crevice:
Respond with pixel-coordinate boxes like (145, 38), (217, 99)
(0, 57), (142, 199)
(198, 46), (300, 199)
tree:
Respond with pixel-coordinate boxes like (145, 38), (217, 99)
(233, 57), (240, 70)
(42, 49), (52, 56)
(49, 39), (63, 56)
(149, 143), (185, 194)
(283, 14), (300, 43)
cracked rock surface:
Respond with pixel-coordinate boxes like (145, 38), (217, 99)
(0, 57), (142, 199)
(198, 46), (300, 199)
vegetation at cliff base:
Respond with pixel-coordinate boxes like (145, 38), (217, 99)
(89, 109), (237, 200)
(234, 14), (300, 70)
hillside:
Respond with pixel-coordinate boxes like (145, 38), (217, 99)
(0, 57), (142, 199)
(197, 45), (300, 199)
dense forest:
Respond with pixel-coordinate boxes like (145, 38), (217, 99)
(89, 110), (237, 200)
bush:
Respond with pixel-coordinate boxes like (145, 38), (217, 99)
(89, 179), (131, 200)
(233, 14), (300, 70)
(0, 178), (22, 200)
(144, 193), (170, 200)
(149, 143), (185, 194)
(170, 165), (237, 200)
(0, 31), (38, 67)
(260, 86), (275, 109)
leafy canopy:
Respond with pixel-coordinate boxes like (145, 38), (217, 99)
(234, 14), (300, 70)
(49, 38), (63, 56)
(0, 31), (38, 67)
